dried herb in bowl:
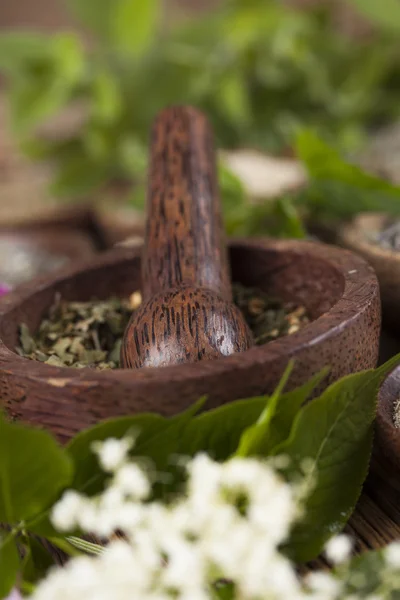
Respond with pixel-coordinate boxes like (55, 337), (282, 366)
(17, 294), (134, 370)
(17, 286), (309, 369)
(232, 284), (309, 345)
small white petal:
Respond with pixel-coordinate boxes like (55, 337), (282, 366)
(385, 542), (400, 568)
(51, 490), (83, 531)
(325, 534), (352, 564)
(92, 437), (133, 472)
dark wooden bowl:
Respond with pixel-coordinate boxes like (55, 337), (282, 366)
(0, 204), (106, 249)
(93, 204), (144, 248)
(375, 367), (400, 473)
(339, 213), (400, 333)
(0, 229), (96, 288)
(0, 238), (380, 442)
(365, 366), (400, 523)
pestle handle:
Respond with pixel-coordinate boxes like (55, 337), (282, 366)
(142, 105), (231, 301)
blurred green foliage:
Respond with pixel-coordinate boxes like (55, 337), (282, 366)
(1, 0), (400, 237)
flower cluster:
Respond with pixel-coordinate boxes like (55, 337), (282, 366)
(32, 438), (400, 600)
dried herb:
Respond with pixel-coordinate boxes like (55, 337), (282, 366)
(393, 398), (400, 428)
(16, 294), (134, 370)
(17, 286), (309, 369)
(232, 284), (309, 345)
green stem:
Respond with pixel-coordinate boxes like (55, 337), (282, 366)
(48, 536), (82, 557)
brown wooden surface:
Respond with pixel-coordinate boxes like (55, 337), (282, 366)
(0, 238), (380, 441)
(121, 107), (253, 369)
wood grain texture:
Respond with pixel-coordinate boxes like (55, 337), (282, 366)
(121, 106), (253, 368)
(0, 239), (380, 441)
(143, 106), (230, 299)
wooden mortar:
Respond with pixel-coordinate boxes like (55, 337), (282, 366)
(339, 213), (400, 333)
(366, 366), (400, 522)
(0, 237), (380, 441)
(0, 221), (97, 288)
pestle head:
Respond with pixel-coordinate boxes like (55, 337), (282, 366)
(121, 285), (253, 369)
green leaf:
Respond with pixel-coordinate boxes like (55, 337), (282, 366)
(91, 70), (121, 123)
(339, 549), (386, 597)
(178, 397), (269, 461)
(0, 533), (20, 598)
(52, 34), (85, 85)
(270, 197), (307, 239)
(113, 0), (159, 59)
(217, 70), (251, 129)
(6, 33), (84, 134)
(277, 354), (400, 563)
(296, 129), (398, 193)
(50, 154), (110, 198)
(22, 536), (54, 585)
(0, 32), (49, 74)
(237, 366), (329, 458)
(236, 362), (294, 457)
(218, 161), (249, 234)
(0, 413), (73, 524)
(296, 130), (400, 219)
(345, 0), (400, 32)
(67, 399), (204, 496)
(178, 370), (326, 462)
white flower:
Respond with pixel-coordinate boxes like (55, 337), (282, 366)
(385, 542), (400, 569)
(305, 571), (341, 598)
(114, 463), (150, 499)
(36, 438), (385, 600)
(186, 453), (222, 505)
(92, 437), (134, 472)
(51, 490), (83, 531)
(325, 534), (352, 564)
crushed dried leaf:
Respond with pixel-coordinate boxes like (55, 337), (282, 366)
(17, 286), (309, 369)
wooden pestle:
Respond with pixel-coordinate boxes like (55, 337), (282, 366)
(121, 106), (253, 369)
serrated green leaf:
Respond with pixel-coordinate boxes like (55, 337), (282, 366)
(113, 0), (159, 59)
(67, 398), (205, 496)
(0, 413), (73, 525)
(0, 533), (19, 598)
(277, 354), (400, 563)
